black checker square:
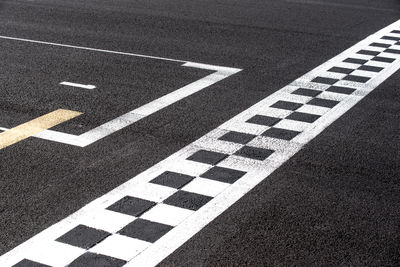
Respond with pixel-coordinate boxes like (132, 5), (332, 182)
(328, 66), (354, 74)
(326, 86), (356, 95)
(358, 65), (383, 73)
(311, 77), (339, 85)
(13, 259), (51, 267)
(68, 252), (126, 267)
(371, 56), (395, 63)
(187, 150), (228, 165)
(56, 225), (110, 249)
(270, 100), (302, 111)
(106, 196), (156, 217)
(307, 98), (339, 108)
(150, 171), (194, 189)
(357, 50), (380, 56)
(381, 35), (400, 41)
(369, 42), (390, 48)
(218, 131), (256, 144)
(119, 218), (173, 243)
(200, 166), (246, 184)
(384, 48), (400, 54)
(286, 112), (320, 123)
(234, 146), (274, 161)
(343, 75), (370, 83)
(262, 127), (300, 140)
(292, 88), (321, 97)
(163, 190), (212, 211)
(343, 58), (368, 65)
(246, 115), (281, 126)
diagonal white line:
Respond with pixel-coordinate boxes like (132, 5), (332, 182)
(59, 82), (96, 90)
(0, 35), (186, 63)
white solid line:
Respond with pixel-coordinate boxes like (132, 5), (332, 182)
(77, 65), (241, 146)
(0, 37), (242, 146)
(2, 19), (400, 267)
(0, 35), (186, 63)
(60, 82), (96, 90)
(0, 62), (241, 147)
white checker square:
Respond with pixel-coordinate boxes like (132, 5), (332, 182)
(320, 71), (347, 80)
(257, 107), (292, 118)
(363, 60), (391, 68)
(317, 91), (348, 102)
(166, 158), (212, 177)
(332, 61), (361, 70)
(220, 120), (267, 135)
(297, 104), (330, 116)
(376, 38), (396, 45)
(194, 137), (243, 155)
(181, 177), (230, 197)
(292, 79), (330, 91)
(248, 136), (300, 152)
(350, 69), (376, 78)
(364, 45), (386, 52)
(278, 92), (312, 104)
(334, 79), (366, 89)
(90, 234), (150, 261)
(141, 203), (193, 227)
(79, 209), (135, 233)
(126, 182), (177, 203)
(350, 54), (374, 60)
(26, 241), (85, 267)
(380, 51), (400, 59)
(217, 155), (269, 172)
(274, 119), (310, 132)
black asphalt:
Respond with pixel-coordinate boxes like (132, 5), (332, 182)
(0, 0), (399, 265)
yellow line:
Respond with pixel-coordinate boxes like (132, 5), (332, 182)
(0, 109), (82, 150)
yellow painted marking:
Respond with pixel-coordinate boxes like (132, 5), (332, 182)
(0, 109), (82, 150)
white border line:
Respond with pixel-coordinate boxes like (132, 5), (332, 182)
(0, 35), (242, 147)
(0, 35), (186, 63)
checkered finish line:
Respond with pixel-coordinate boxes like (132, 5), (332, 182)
(3, 20), (400, 267)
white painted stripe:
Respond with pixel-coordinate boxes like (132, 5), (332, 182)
(0, 35), (186, 63)
(0, 36), (241, 147)
(60, 82), (96, 90)
(76, 63), (241, 147)
(2, 19), (400, 267)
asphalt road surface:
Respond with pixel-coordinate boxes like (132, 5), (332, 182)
(0, 0), (399, 266)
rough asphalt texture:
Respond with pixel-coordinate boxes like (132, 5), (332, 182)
(0, 0), (399, 266)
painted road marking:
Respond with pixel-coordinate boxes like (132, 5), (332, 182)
(286, 0), (397, 13)
(2, 19), (400, 267)
(60, 81), (96, 90)
(0, 35), (185, 63)
(0, 37), (241, 147)
(0, 109), (82, 150)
